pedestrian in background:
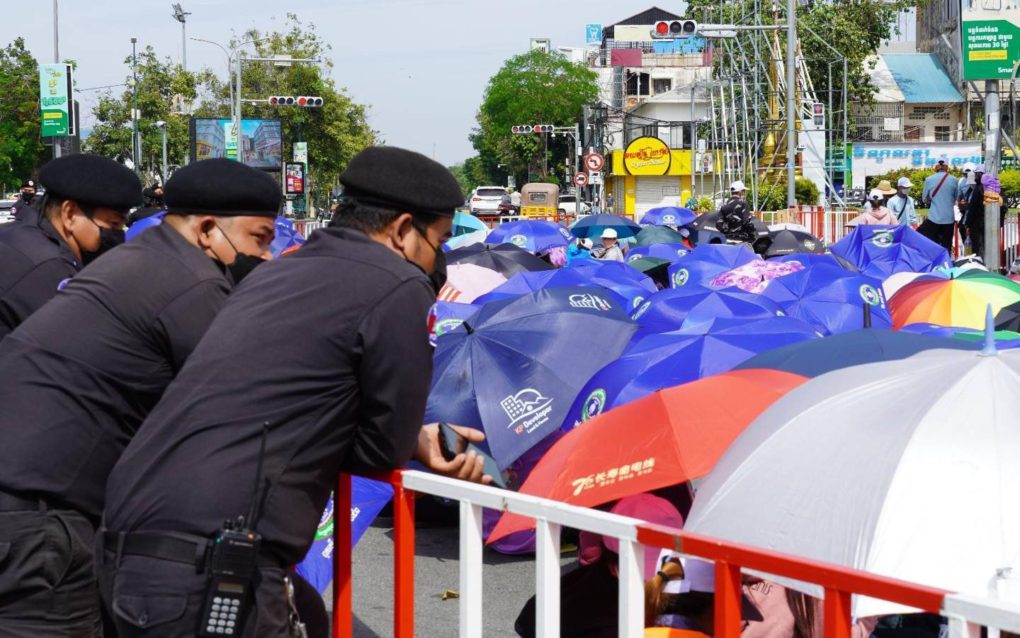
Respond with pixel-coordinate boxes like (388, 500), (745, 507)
(887, 177), (917, 227)
(849, 189), (898, 226)
(920, 158), (957, 252)
(594, 227), (624, 261)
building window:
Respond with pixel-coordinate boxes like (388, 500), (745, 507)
(935, 126), (951, 141)
(904, 126), (922, 141)
(653, 78), (673, 94)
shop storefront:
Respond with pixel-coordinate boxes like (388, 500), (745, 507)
(608, 136), (713, 217)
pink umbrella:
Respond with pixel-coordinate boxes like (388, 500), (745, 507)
(710, 259), (805, 293)
(438, 263), (507, 303)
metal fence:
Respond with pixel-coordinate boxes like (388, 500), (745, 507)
(333, 469), (1020, 638)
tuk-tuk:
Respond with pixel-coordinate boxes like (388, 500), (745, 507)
(520, 183), (559, 218)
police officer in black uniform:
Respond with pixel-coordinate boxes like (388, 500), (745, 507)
(0, 158), (278, 636)
(0, 155), (140, 339)
(10, 178), (40, 219)
(100, 146), (489, 637)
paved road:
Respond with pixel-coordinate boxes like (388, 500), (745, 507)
(328, 514), (574, 637)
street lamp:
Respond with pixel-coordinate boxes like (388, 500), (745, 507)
(154, 121), (168, 183)
(131, 37), (140, 177)
(171, 3), (190, 71)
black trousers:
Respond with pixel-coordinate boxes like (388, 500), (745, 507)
(95, 532), (292, 638)
(917, 219), (955, 253)
(0, 508), (102, 637)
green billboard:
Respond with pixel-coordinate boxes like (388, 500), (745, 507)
(39, 63), (73, 137)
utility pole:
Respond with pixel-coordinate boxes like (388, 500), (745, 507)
(786, 0), (797, 206)
(984, 80), (1001, 271)
(52, 0), (61, 159)
(131, 38), (140, 177)
(155, 121), (168, 182)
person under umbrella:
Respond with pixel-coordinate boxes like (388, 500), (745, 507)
(594, 228), (625, 262)
(716, 181), (758, 243)
(567, 237), (594, 264)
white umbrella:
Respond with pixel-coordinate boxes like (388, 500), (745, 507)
(686, 348), (1020, 617)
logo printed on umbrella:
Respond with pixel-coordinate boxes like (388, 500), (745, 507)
(673, 269), (690, 287)
(677, 249), (689, 257)
(314, 497), (336, 541)
(871, 231), (894, 248)
(568, 293), (613, 311)
(570, 457), (657, 496)
(632, 296), (645, 309)
(859, 284), (884, 307)
(803, 239), (817, 251)
(434, 318), (465, 337)
(509, 234), (529, 248)
(631, 300), (652, 320)
(628, 253), (642, 263)
(582, 389), (607, 421)
(662, 214), (677, 225)
(500, 389), (555, 434)
(559, 227), (573, 240)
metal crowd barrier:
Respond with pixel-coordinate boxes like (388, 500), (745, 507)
(332, 469), (1020, 638)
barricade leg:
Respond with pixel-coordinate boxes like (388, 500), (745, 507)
(333, 473), (353, 638)
(823, 588), (852, 638)
(536, 520), (561, 638)
(714, 561), (742, 638)
(392, 480), (415, 638)
(617, 539), (645, 638)
(459, 502), (483, 637)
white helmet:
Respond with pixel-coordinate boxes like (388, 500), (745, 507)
(730, 180), (747, 193)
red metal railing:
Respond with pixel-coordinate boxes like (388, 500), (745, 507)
(331, 470), (975, 638)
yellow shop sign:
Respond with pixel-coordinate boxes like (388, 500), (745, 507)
(623, 137), (671, 175)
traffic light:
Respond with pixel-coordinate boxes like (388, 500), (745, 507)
(512, 124), (554, 134)
(296, 96), (324, 107)
(651, 19), (698, 38)
(812, 102), (825, 127)
(268, 96), (296, 106)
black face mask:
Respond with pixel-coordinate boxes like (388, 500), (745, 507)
(81, 218), (126, 266)
(215, 223), (266, 285)
(21, 192), (33, 203)
(411, 224), (447, 295)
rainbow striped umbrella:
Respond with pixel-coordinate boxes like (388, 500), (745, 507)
(890, 270), (1020, 330)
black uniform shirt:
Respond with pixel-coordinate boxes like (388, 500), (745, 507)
(0, 205), (79, 339)
(0, 223), (230, 519)
(104, 228), (435, 565)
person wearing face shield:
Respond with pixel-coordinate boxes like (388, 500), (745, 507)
(0, 158), (278, 636)
(0, 155), (139, 341)
(98, 146), (491, 637)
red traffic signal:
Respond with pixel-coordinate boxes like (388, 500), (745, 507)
(512, 124), (554, 134)
(268, 96), (296, 106)
(652, 20), (697, 38)
(533, 124), (553, 133)
(296, 96), (324, 107)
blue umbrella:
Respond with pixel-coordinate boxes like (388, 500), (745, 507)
(126, 211), (165, 241)
(734, 328), (977, 378)
(429, 300), (481, 346)
(770, 252), (858, 272)
(830, 225), (951, 279)
(625, 243), (690, 265)
(472, 269), (625, 307)
(444, 230), (488, 252)
(667, 243), (759, 289)
(562, 315), (820, 429)
(426, 286), (638, 468)
(565, 260), (658, 311)
(452, 211), (489, 237)
(270, 217), (306, 257)
(295, 477), (394, 593)
(486, 220), (573, 254)
(761, 264), (891, 335)
(570, 214), (642, 239)
(631, 286), (784, 334)
(639, 206), (697, 227)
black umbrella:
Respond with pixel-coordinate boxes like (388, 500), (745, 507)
(626, 256), (672, 289)
(763, 229), (825, 258)
(690, 211), (721, 231)
(446, 242), (553, 278)
(995, 301), (1020, 332)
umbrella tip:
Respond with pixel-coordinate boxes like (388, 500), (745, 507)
(981, 303), (997, 356)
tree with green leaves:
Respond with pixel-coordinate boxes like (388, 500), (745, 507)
(472, 49), (598, 185)
(0, 38), (48, 193)
(85, 47), (198, 184)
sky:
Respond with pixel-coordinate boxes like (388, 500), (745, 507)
(8, 0), (681, 166)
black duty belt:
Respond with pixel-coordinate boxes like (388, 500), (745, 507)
(102, 530), (283, 571)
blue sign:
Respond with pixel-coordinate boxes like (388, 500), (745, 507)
(586, 24), (603, 44)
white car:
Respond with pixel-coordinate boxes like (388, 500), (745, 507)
(557, 194), (591, 215)
(469, 186), (507, 215)
(0, 199), (16, 224)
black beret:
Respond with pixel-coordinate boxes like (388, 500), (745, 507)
(21, 179), (36, 188)
(339, 146), (463, 217)
(164, 158), (281, 218)
(38, 154), (142, 210)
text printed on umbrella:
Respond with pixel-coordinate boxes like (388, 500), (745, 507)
(571, 458), (656, 496)
(500, 389), (555, 435)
